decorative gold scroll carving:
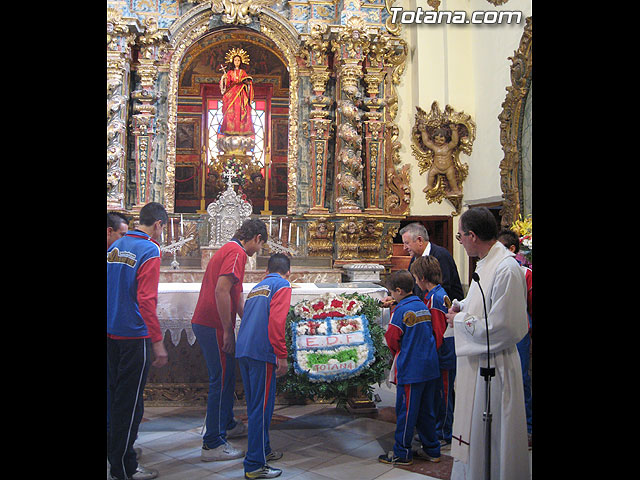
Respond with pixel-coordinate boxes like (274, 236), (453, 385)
(308, 217), (335, 256)
(198, 0), (279, 25)
(499, 16), (532, 228)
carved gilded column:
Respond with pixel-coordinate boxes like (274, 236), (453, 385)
(362, 32), (389, 214)
(303, 24), (332, 215)
(331, 16), (369, 214)
(107, 8), (138, 210)
(129, 17), (168, 210)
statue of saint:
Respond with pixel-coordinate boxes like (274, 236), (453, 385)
(219, 48), (255, 136)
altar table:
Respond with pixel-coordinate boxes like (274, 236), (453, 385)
(156, 282), (390, 346)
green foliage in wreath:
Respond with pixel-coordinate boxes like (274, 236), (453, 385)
(276, 293), (391, 407)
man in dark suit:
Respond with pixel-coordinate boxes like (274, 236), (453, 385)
(399, 223), (464, 301)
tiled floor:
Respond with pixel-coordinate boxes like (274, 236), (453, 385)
(108, 383), (531, 479)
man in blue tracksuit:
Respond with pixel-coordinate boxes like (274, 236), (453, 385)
(380, 270), (441, 466)
(107, 202), (169, 480)
(236, 254), (292, 479)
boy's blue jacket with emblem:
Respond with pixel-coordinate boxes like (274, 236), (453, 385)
(385, 294), (440, 385)
(236, 273), (292, 365)
(107, 230), (163, 342)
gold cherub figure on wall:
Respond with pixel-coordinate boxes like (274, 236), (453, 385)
(412, 101), (476, 214)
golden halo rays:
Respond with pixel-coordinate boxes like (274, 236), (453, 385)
(225, 47), (250, 65)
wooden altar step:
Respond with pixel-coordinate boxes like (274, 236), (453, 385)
(390, 243), (411, 271)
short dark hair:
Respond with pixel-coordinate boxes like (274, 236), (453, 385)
(107, 211), (129, 230)
(234, 218), (268, 243)
(138, 202), (168, 227)
(497, 229), (520, 253)
(459, 207), (497, 241)
(267, 253), (290, 275)
(410, 255), (442, 285)
(387, 270), (414, 295)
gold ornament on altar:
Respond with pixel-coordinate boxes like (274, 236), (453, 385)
(224, 47), (250, 65)
(205, 0), (279, 25)
(411, 101), (476, 215)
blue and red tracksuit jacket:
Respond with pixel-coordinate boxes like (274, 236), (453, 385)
(385, 294), (440, 385)
(107, 230), (163, 342)
(235, 273), (292, 365)
(425, 284), (456, 371)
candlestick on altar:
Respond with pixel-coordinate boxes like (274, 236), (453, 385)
(170, 217), (174, 241)
(260, 146), (273, 215)
(279, 218), (283, 241)
(269, 215), (272, 236)
(197, 144), (208, 213)
(180, 214), (184, 235)
(288, 221), (292, 244)
(296, 225), (300, 247)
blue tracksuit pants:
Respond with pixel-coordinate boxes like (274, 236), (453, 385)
(394, 380), (441, 460)
(192, 323), (240, 449)
(238, 356), (277, 473)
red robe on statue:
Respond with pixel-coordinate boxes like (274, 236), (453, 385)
(220, 68), (255, 135)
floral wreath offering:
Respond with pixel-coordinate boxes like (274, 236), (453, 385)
(277, 292), (391, 405)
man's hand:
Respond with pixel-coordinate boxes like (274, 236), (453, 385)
(275, 357), (288, 377)
(445, 301), (461, 328)
(222, 328), (235, 355)
(379, 295), (397, 308)
(152, 341), (169, 368)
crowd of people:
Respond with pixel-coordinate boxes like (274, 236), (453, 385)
(107, 204), (532, 480)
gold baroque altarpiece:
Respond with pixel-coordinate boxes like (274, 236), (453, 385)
(107, 2), (410, 263)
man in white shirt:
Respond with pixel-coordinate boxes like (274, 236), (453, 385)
(445, 207), (529, 480)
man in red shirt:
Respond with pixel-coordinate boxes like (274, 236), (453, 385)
(191, 219), (268, 462)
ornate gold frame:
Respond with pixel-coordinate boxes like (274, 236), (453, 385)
(165, 7), (300, 213)
(499, 16), (532, 227)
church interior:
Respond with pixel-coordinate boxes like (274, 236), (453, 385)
(107, 0), (532, 478)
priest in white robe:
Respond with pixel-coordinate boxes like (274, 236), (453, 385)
(446, 207), (530, 480)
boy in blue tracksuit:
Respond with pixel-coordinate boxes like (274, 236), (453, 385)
(410, 255), (456, 448)
(379, 270), (441, 466)
(236, 253), (292, 480)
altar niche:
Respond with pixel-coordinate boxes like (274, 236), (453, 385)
(174, 28), (290, 214)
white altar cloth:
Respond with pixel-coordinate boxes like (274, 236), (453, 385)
(156, 282), (389, 346)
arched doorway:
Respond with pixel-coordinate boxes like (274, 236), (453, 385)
(173, 27), (290, 214)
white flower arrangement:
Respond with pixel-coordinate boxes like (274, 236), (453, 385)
(296, 321), (328, 336)
(293, 293), (364, 320)
(331, 317), (363, 334)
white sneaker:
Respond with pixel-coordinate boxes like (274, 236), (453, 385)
(226, 421), (247, 439)
(201, 442), (245, 462)
(131, 465), (159, 479)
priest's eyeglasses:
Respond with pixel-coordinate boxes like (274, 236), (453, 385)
(456, 231), (471, 241)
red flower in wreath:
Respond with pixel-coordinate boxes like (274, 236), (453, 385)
(312, 302), (325, 311)
(331, 299), (344, 308)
